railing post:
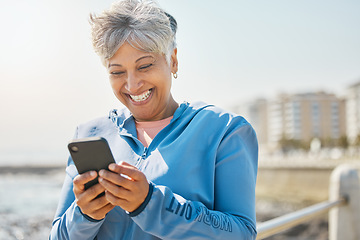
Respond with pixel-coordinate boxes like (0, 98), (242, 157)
(329, 164), (360, 240)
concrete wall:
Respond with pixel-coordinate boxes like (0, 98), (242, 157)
(256, 167), (334, 203)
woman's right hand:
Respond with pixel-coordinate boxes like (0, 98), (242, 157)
(73, 171), (115, 220)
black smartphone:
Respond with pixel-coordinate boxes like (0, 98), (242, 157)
(68, 137), (116, 192)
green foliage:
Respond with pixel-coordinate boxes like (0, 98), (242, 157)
(338, 135), (349, 149)
(278, 135), (349, 152)
(279, 136), (309, 152)
(354, 134), (360, 147)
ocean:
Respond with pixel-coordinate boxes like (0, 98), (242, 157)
(0, 166), (65, 240)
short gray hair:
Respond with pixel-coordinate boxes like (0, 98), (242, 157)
(89, 0), (177, 66)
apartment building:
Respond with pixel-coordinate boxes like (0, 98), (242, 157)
(346, 81), (360, 144)
(267, 92), (346, 150)
(235, 91), (346, 152)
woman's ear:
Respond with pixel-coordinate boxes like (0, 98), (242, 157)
(170, 48), (178, 74)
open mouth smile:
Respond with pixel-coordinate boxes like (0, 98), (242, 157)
(129, 89), (152, 103)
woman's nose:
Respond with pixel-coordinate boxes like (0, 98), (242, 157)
(124, 73), (143, 93)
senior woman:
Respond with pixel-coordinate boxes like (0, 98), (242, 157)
(50, 0), (258, 239)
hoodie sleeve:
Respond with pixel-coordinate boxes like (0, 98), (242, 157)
(130, 120), (258, 240)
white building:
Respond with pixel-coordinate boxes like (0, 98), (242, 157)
(234, 98), (268, 146)
(346, 81), (360, 144)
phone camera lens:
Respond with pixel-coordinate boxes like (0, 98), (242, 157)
(71, 146), (79, 152)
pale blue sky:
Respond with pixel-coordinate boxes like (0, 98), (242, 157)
(0, 0), (359, 165)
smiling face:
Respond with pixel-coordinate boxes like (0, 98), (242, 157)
(108, 42), (179, 122)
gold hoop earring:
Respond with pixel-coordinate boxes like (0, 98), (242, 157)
(173, 72), (178, 79)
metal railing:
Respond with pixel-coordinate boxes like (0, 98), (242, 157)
(256, 198), (346, 239)
(255, 164), (360, 240)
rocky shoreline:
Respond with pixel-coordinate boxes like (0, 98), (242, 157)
(0, 212), (54, 240)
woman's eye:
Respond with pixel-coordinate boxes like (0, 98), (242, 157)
(139, 64), (152, 70)
(111, 71), (124, 75)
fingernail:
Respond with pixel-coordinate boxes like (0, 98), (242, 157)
(90, 171), (97, 177)
(99, 170), (104, 176)
(109, 164), (116, 171)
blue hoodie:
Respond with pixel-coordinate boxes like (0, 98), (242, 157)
(50, 101), (258, 239)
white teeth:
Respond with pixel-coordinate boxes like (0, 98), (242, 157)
(130, 89), (152, 102)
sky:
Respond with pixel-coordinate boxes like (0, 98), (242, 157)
(0, 0), (359, 165)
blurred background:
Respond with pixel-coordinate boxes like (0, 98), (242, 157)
(0, 0), (359, 239)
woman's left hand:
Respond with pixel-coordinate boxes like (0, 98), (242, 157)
(98, 161), (149, 213)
